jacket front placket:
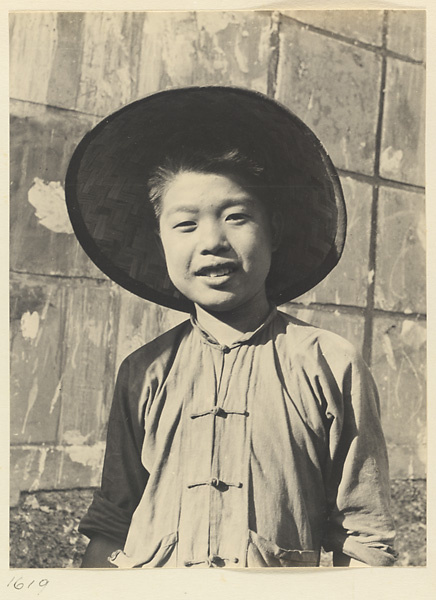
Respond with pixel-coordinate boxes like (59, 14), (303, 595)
(178, 338), (250, 568)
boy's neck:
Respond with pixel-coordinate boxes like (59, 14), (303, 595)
(194, 289), (271, 346)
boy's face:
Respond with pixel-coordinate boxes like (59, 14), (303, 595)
(158, 171), (273, 313)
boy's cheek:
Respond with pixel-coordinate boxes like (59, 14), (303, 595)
(163, 248), (192, 287)
(160, 232), (183, 264)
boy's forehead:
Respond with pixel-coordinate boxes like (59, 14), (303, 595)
(160, 171), (260, 213)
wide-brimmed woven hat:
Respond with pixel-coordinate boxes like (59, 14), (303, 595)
(65, 86), (346, 312)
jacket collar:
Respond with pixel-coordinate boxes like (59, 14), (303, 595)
(189, 305), (277, 351)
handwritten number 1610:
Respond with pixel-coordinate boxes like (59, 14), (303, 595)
(7, 577), (49, 594)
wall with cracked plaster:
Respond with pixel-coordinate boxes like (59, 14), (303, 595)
(27, 178), (74, 235)
(10, 10), (426, 503)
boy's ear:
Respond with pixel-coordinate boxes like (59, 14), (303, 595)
(271, 210), (283, 252)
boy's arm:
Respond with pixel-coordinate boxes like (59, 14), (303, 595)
(322, 343), (397, 566)
(333, 552), (368, 567)
(81, 535), (121, 568)
(78, 358), (149, 562)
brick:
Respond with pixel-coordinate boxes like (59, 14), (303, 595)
(10, 11), (273, 117)
(10, 275), (63, 444)
(10, 446), (61, 496)
(10, 102), (102, 278)
(116, 290), (186, 370)
(281, 304), (365, 352)
(283, 10), (384, 45)
(56, 443), (105, 489)
(75, 12), (147, 116)
(370, 316), (426, 478)
(374, 187), (425, 314)
(188, 11), (272, 91)
(46, 13), (86, 109)
(11, 11), (273, 118)
(386, 10), (426, 62)
(75, 11), (273, 117)
(276, 19), (381, 175)
(297, 177), (372, 307)
(138, 10), (272, 95)
(10, 444), (105, 495)
(9, 12), (58, 105)
(380, 59), (425, 186)
(57, 282), (120, 445)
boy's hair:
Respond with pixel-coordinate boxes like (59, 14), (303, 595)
(147, 148), (274, 220)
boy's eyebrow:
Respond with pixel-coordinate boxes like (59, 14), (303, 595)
(221, 197), (257, 209)
(165, 205), (199, 215)
(165, 197), (257, 216)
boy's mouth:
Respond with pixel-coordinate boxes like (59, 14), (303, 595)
(195, 263), (237, 279)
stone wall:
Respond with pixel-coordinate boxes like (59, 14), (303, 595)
(10, 10), (426, 503)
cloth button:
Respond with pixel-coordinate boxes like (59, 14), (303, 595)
(210, 407), (220, 416)
(209, 555), (225, 567)
(210, 477), (219, 488)
(222, 346), (230, 354)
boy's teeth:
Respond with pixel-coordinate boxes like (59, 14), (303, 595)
(207, 267), (231, 277)
(198, 265), (234, 277)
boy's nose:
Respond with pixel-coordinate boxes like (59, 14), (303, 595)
(198, 223), (230, 255)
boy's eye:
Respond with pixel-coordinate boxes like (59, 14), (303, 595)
(173, 221), (197, 231)
(225, 213), (249, 223)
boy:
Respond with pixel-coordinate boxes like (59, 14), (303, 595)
(66, 87), (396, 568)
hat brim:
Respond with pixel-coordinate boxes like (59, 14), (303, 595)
(65, 86), (346, 312)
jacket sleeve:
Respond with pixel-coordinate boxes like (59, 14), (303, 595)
(79, 357), (149, 545)
(321, 342), (397, 566)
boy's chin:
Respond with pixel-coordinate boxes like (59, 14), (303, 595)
(176, 280), (269, 315)
(193, 298), (242, 314)
(191, 291), (267, 316)
(181, 281), (270, 316)
(189, 291), (248, 314)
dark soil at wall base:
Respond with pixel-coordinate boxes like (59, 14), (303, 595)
(10, 479), (425, 568)
(10, 489), (92, 569)
(389, 479), (426, 566)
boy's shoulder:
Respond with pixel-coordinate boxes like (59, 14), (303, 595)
(119, 318), (191, 375)
(275, 309), (362, 365)
(117, 310), (364, 378)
